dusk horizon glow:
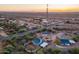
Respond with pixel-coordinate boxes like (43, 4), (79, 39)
(0, 4), (79, 12)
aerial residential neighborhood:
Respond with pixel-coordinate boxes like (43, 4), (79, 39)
(0, 4), (79, 54)
(0, 12), (79, 54)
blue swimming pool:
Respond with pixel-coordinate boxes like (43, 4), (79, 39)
(32, 38), (43, 46)
(60, 39), (71, 45)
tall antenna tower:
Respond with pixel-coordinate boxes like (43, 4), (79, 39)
(46, 4), (48, 20)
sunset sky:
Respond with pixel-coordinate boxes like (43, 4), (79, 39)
(0, 4), (79, 12)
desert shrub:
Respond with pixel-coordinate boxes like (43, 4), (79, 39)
(43, 48), (62, 54)
(68, 48), (79, 54)
(72, 35), (79, 42)
(54, 39), (61, 45)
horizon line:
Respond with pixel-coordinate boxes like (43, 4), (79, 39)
(0, 11), (79, 13)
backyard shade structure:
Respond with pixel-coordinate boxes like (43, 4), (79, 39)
(32, 38), (48, 48)
(40, 42), (48, 48)
(69, 40), (76, 44)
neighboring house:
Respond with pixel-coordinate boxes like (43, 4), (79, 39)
(17, 20), (26, 26)
(41, 31), (52, 41)
(0, 35), (7, 41)
(36, 31), (57, 42)
(0, 31), (8, 37)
